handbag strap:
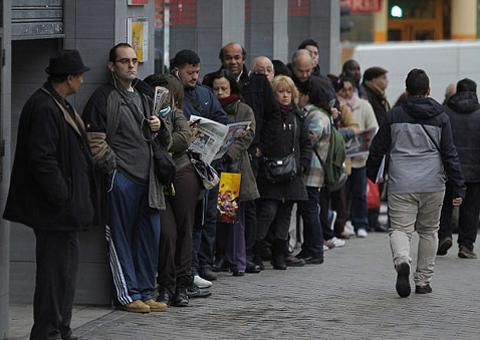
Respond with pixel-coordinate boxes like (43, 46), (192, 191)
(420, 124), (441, 153)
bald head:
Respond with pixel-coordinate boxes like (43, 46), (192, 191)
(220, 42), (245, 76)
(292, 49), (314, 83)
(252, 56), (274, 82)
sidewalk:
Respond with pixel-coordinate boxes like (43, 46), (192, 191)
(8, 232), (480, 340)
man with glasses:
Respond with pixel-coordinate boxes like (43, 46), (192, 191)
(83, 43), (171, 313)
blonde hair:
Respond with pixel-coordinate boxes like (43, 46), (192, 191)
(271, 75), (300, 104)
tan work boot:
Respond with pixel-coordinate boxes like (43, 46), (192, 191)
(143, 299), (168, 312)
(122, 300), (150, 313)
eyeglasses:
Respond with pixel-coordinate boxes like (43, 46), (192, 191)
(115, 58), (139, 65)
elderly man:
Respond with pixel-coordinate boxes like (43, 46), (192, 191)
(361, 67), (391, 128)
(4, 50), (96, 340)
(83, 43), (171, 314)
(298, 38), (321, 76)
(252, 56), (274, 82)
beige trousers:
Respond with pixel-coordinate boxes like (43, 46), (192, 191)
(388, 191), (445, 286)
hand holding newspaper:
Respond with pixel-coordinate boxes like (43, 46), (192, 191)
(188, 115), (251, 164)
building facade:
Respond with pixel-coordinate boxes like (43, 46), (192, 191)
(0, 1), (339, 337)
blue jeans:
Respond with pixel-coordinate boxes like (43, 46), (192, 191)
(298, 187), (324, 258)
(347, 167), (369, 231)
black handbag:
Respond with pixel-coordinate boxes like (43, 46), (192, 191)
(262, 117), (298, 183)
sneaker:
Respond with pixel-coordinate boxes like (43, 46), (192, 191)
(437, 237), (452, 256)
(357, 229), (368, 238)
(186, 285), (212, 299)
(324, 239), (335, 249)
(415, 284), (432, 294)
(331, 237), (346, 248)
(323, 245), (330, 251)
(121, 300), (150, 313)
(194, 275), (212, 289)
(304, 256), (324, 265)
(328, 210), (337, 231)
(343, 221), (355, 237)
(395, 262), (411, 298)
(458, 245), (477, 259)
(143, 299), (168, 312)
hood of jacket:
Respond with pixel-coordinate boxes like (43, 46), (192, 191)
(447, 91), (480, 114)
(402, 96), (444, 119)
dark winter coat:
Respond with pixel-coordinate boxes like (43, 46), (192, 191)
(183, 83), (230, 124)
(367, 96), (465, 198)
(222, 100), (259, 202)
(445, 91), (480, 182)
(256, 107), (312, 202)
(203, 66), (281, 154)
(361, 83), (391, 128)
(3, 83), (97, 231)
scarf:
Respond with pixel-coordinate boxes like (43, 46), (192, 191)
(346, 92), (359, 109)
(364, 80), (390, 111)
(278, 103), (293, 120)
(219, 94), (241, 108)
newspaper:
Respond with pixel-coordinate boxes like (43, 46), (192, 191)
(345, 128), (376, 158)
(189, 115), (251, 164)
(152, 86), (170, 116)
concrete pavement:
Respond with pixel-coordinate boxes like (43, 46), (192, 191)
(8, 232), (480, 339)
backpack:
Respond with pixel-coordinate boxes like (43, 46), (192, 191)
(306, 107), (348, 192)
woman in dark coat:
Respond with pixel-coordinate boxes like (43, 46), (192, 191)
(255, 75), (312, 270)
(211, 71), (260, 276)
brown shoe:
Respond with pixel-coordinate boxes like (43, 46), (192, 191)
(143, 299), (168, 312)
(122, 300), (150, 313)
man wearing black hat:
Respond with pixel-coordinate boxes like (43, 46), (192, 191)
(361, 66), (391, 127)
(3, 50), (96, 340)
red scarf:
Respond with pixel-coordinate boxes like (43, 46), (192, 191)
(219, 94), (241, 108)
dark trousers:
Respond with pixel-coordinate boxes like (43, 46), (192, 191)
(216, 204), (247, 272)
(439, 182), (480, 250)
(158, 164), (201, 293)
(298, 187), (324, 258)
(330, 183), (348, 236)
(319, 187), (334, 241)
(106, 171), (160, 304)
(347, 167), (369, 231)
(195, 185), (219, 272)
(256, 199), (294, 241)
(30, 230), (79, 340)
(244, 200), (257, 262)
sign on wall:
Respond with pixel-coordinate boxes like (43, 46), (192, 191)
(127, 17), (149, 62)
(341, 0), (382, 13)
(128, 0), (149, 5)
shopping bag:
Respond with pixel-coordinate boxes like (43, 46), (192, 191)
(367, 179), (381, 210)
(217, 172), (241, 224)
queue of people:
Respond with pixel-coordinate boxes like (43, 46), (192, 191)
(4, 37), (477, 339)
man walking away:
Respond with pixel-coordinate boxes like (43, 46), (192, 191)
(4, 50), (96, 340)
(438, 78), (480, 259)
(367, 69), (465, 298)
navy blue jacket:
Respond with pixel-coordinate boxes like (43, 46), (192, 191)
(183, 83), (229, 124)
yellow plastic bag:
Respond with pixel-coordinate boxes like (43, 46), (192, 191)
(217, 172), (241, 224)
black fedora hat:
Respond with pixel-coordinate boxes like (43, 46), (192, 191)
(45, 49), (90, 75)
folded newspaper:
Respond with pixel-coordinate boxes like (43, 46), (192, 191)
(345, 128), (377, 158)
(189, 115), (251, 164)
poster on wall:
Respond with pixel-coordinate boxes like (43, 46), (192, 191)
(128, 0), (149, 5)
(127, 17), (149, 62)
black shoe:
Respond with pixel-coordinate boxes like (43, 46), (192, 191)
(458, 245), (477, 259)
(232, 271), (245, 277)
(415, 284), (432, 294)
(395, 262), (411, 298)
(172, 287), (189, 307)
(304, 256), (323, 265)
(285, 255), (305, 267)
(186, 285), (212, 299)
(213, 257), (230, 272)
(245, 261), (261, 273)
(295, 251), (308, 259)
(437, 237), (452, 256)
(271, 239), (287, 270)
(200, 267), (217, 281)
(156, 288), (173, 306)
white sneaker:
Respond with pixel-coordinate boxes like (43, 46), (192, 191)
(343, 221), (355, 237)
(323, 245), (330, 251)
(194, 275), (212, 288)
(331, 237), (346, 248)
(357, 229), (368, 238)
